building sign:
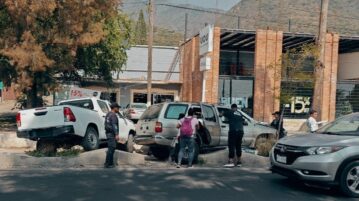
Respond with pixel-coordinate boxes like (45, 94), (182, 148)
(0, 81), (3, 90)
(200, 56), (211, 71)
(199, 24), (214, 56)
(283, 96), (312, 118)
(69, 87), (101, 100)
(220, 97), (248, 109)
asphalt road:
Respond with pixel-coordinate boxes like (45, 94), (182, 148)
(0, 168), (355, 201)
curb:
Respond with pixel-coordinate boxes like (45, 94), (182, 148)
(0, 149), (145, 169)
(198, 149), (270, 168)
(0, 132), (36, 149)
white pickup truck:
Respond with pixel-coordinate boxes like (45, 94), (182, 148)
(16, 98), (136, 152)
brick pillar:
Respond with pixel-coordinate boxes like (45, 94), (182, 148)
(253, 30), (283, 122)
(180, 38), (195, 102)
(203, 27), (220, 104)
(312, 33), (339, 121)
(2, 84), (16, 101)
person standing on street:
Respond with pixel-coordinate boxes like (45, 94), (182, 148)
(176, 108), (199, 168)
(271, 111), (286, 139)
(104, 103), (120, 168)
(222, 104), (245, 168)
(306, 110), (327, 133)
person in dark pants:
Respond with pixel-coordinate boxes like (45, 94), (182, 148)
(222, 104), (244, 168)
(271, 111), (286, 139)
(104, 103), (120, 168)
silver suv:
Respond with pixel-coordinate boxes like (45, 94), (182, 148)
(135, 102), (277, 161)
(270, 113), (359, 197)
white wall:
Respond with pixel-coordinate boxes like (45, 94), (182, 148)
(338, 52), (359, 80)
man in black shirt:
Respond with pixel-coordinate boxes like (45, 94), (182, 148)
(104, 103), (120, 168)
(271, 111), (286, 139)
(222, 104), (244, 167)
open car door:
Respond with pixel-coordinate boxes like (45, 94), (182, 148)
(200, 103), (221, 146)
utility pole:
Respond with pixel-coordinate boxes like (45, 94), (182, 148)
(313, 0), (329, 120)
(147, 0), (154, 106)
(184, 13), (188, 42)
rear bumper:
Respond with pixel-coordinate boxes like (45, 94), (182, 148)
(134, 134), (172, 146)
(17, 125), (75, 140)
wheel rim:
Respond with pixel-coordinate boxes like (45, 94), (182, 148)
(346, 166), (359, 194)
(88, 131), (98, 147)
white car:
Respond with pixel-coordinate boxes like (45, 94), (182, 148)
(16, 97), (136, 152)
(123, 103), (147, 123)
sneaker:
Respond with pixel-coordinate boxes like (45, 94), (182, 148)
(176, 164), (181, 168)
(224, 159), (235, 168)
(188, 165), (194, 168)
(104, 164), (115, 169)
(236, 161), (242, 167)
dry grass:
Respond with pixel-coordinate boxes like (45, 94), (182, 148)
(256, 137), (277, 157)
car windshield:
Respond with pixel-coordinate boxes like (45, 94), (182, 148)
(316, 113), (359, 135)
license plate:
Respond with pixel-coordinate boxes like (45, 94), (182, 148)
(276, 155), (287, 164)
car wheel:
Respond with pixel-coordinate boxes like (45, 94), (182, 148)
(36, 139), (57, 154)
(340, 161), (359, 198)
(126, 134), (135, 153)
(82, 126), (99, 151)
(151, 146), (170, 161)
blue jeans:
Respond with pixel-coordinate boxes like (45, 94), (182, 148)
(178, 136), (195, 166)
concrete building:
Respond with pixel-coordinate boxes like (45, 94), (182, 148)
(179, 25), (359, 123)
(83, 45), (181, 107)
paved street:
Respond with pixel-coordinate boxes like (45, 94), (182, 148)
(0, 168), (354, 201)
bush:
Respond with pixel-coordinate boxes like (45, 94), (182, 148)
(26, 146), (84, 157)
(256, 137), (277, 157)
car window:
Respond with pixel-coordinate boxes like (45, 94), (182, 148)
(321, 115), (359, 135)
(140, 104), (163, 120)
(97, 100), (109, 113)
(164, 104), (188, 119)
(202, 105), (216, 122)
(59, 99), (94, 110)
(131, 104), (147, 109)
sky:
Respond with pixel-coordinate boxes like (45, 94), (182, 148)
(158, 0), (241, 11)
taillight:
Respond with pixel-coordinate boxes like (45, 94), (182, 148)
(16, 113), (21, 127)
(64, 107), (76, 122)
(155, 122), (162, 133)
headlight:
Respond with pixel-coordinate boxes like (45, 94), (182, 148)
(306, 146), (346, 155)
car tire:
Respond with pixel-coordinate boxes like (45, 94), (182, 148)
(339, 161), (359, 198)
(126, 134), (135, 153)
(82, 126), (99, 151)
(36, 139), (57, 154)
(151, 146), (170, 161)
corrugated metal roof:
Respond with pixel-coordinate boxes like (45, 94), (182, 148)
(116, 46), (180, 81)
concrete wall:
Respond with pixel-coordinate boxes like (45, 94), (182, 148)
(253, 30), (283, 122)
(338, 52), (359, 80)
(1, 84), (16, 101)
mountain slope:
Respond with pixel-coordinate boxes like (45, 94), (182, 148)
(221, 0), (359, 35)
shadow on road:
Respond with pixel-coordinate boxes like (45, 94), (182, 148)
(0, 168), (354, 201)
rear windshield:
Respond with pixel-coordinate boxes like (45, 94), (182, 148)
(59, 99), (94, 110)
(140, 104), (163, 120)
(164, 104), (188, 119)
(131, 104), (147, 109)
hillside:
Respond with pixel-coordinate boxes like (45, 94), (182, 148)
(220, 0), (359, 36)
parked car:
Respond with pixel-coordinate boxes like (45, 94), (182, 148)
(124, 103), (148, 123)
(16, 97), (136, 153)
(270, 112), (359, 198)
(134, 102), (277, 161)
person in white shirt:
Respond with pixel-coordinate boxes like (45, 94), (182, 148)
(307, 110), (326, 132)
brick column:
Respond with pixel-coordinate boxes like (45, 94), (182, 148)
(203, 27), (220, 104)
(312, 33), (339, 121)
(253, 30), (283, 122)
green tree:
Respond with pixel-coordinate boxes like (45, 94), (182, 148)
(134, 9), (147, 45)
(76, 13), (133, 86)
(0, 0), (127, 108)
